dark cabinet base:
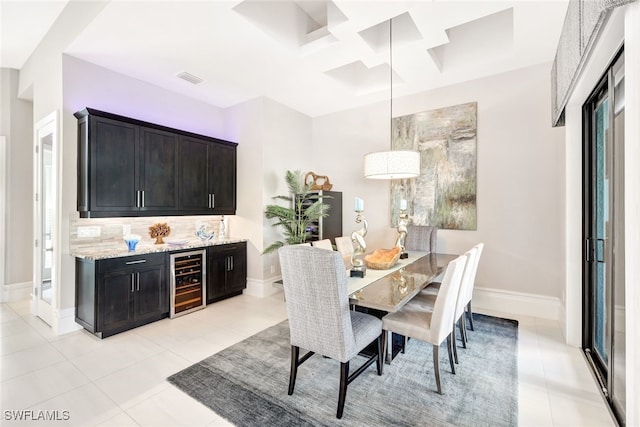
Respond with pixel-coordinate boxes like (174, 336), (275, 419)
(206, 242), (247, 304)
(75, 253), (168, 339)
(75, 242), (247, 338)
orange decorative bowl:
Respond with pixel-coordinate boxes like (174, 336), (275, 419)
(364, 247), (401, 270)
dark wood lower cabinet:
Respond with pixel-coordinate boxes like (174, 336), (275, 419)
(76, 253), (168, 338)
(75, 242), (247, 338)
(207, 242), (247, 303)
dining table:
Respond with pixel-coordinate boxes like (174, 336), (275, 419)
(346, 251), (458, 362)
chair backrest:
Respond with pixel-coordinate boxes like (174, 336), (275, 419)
(312, 239), (333, 250)
(334, 236), (354, 258)
(463, 243), (484, 304)
(278, 245), (357, 362)
(405, 225), (437, 253)
(454, 247), (477, 319)
(429, 254), (467, 343)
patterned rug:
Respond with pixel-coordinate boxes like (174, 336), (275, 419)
(168, 314), (518, 426)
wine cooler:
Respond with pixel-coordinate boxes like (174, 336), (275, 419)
(170, 250), (206, 318)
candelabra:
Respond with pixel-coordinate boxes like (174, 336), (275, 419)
(350, 210), (368, 278)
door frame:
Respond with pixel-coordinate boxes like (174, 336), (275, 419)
(32, 111), (59, 326)
(0, 136), (5, 299)
(581, 47), (625, 425)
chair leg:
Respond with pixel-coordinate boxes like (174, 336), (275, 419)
(451, 324), (459, 364)
(459, 317), (467, 349)
(467, 301), (475, 331)
(461, 315), (469, 345)
(402, 335), (408, 353)
(433, 344), (442, 395)
(288, 346), (299, 395)
(376, 334), (384, 375)
(446, 334), (455, 374)
(337, 362), (349, 419)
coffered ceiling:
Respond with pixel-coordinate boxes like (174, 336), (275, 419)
(1, 0), (569, 117)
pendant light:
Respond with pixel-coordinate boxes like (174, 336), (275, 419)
(364, 18), (420, 180)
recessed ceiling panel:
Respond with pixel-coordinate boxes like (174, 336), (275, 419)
(427, 8), (514, 73)
(358, 12), (423, 55)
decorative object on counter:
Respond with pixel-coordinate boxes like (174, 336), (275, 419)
(350, 199), (368, 278)
(123, 234), (141, 251)
(304, 171), (333, 190)
(218, 216), (226, 241)
(196, 224), (215, 242)
(165, 239), (189, 246)
(364, 247), (401, 270)
(262, 170), (331, 255)
(394, 199), (409, 259)
(149, 222), (171, 244)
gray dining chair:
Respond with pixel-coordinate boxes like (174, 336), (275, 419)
(405, 225), (438, 253)
(278, 245), (384, 419)
(311, 238), (333, 250)
(411, 247), (477, 364)
(421, 243), (484, 335)
(381, 254), (467, 394)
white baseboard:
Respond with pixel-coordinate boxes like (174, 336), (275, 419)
(1, 281), (32, 303)
(244, 277), (282, 298)
(472, 286), (562, 321)
(54, 307), (82, 335)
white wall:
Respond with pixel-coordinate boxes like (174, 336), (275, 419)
(313, 62), (566, 306)
(225, 96), (311, 294)
(0, 68), (34, 301)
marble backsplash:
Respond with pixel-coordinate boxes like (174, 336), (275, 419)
(70, 215), (225, 253)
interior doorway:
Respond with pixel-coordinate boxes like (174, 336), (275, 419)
(582, 48), (625, 426)
(32, 111), (58, 326)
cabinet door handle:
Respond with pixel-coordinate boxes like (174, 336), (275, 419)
(131, 273), (135, 292)
(136, 273), (140, 291)
(126, 260), (147, 265)
(230, 256), (233, 271)
(211, 194), (215, 209)
(136, 190), (140, 207)
(141, 190), (145, 208)
(208, 194), (212, 208)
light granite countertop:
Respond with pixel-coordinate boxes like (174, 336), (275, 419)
(71, 238), (248, 260)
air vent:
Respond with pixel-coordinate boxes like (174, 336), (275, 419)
(176, 72), (205, 85)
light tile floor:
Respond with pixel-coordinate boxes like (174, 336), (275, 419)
(0, 294), (616, 426)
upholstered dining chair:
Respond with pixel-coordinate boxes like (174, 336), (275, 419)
(334, 236), (355, 269)
(311, 239), (333, 250)
(411, 247), (477, 363)
(420, 243), (484, 335)
(334, 236), (354, 258)
(464, 243), (484, 331)
(405, 225), (438, 253)
(278, 245), (384, 418)
(381, 254), (467, 395)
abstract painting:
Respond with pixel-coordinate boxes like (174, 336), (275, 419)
(391, 102), (477, 230)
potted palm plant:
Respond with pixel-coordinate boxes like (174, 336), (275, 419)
(262, 170), (331, 254)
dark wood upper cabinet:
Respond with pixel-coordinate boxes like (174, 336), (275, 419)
(75, 108), (237, 218)
(139, 127), (179, 211)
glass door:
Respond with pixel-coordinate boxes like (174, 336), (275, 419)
(583, 49), (625, 425)
(32, 112), (58, 326)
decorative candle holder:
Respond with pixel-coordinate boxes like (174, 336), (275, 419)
(395, 209), (409, 259)
(350, 210), (368, 278)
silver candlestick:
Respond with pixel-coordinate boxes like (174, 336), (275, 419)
(395, 209), (409, 259)
(350, 211), (368, 278)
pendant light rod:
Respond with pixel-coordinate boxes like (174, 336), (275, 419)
(363, 16), (420, 180)
(389, 17), (393, 148)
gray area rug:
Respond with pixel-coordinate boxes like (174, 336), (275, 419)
(168, 314), (518, 426)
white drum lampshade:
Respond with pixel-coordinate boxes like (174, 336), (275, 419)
(364, 150), (420, 180)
